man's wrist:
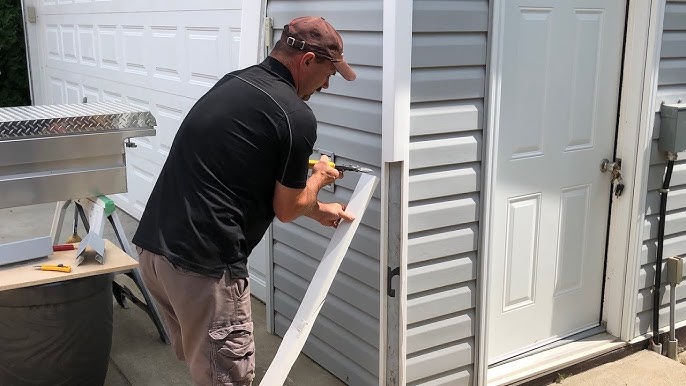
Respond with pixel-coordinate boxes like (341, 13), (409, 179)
(303, 200), (323, 221)
(309, 171), (330, 191)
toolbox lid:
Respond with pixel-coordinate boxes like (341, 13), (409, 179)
(0, 102), (156, 140)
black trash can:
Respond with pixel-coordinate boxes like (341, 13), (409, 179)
(0, 274), (113, 386)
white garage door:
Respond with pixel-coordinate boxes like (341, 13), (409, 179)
(26, 0), (243, 218)
(24, 0), (271, 301)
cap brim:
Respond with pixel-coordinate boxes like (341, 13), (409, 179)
(333, 60), (356, 81)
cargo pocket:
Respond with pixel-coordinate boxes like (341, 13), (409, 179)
(209, 321), (255, 385)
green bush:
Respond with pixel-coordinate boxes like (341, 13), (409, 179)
(0, 0), (30, 107)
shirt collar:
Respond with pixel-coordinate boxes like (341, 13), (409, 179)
(260, 56), (295, 87)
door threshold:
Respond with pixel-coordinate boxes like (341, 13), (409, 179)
(487, 332), (626, 385)
(491, 326), (607, 367)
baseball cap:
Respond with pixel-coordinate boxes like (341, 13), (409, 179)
(279, 16), (357, 81)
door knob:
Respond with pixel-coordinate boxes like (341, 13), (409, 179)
(600, 158), (621, 173)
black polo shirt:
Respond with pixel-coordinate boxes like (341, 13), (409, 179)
(133, 57), (317, 278)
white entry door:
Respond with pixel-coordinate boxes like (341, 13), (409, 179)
(487, 0), (627, 362)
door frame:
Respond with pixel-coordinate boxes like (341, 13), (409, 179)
(21, 0), (46, 106)
(477, 0), (667, 384)
(606, 0), (666, 342)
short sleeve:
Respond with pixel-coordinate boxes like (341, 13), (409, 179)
(277, 108), (317, 189)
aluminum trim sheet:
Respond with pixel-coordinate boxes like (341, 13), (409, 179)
(0, 102), (156, 140)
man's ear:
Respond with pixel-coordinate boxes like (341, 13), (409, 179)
(302, 52), (316, 67)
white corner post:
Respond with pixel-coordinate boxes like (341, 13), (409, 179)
(380, 0), (412, 385)
(382, 0), (412, 164)
(605, 0), (666, 341)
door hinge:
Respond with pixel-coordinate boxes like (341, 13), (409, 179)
(264, 17), (274, 49)
(26, 6), (37, 23)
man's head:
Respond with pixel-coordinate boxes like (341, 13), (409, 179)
(270, 16), (356, 101)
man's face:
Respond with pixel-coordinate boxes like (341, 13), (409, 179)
(298, 55), (337, 101)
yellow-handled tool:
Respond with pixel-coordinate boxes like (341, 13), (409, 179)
(308, 159), (373, 173)
(34, 264), (72, 273)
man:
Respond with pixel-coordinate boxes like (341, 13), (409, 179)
(132, 16), (356, 386)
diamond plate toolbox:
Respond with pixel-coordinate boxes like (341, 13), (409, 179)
(0, 102), (156, 140)
(0, 101), (157, 209)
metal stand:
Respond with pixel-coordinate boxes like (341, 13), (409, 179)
(50, 196), (170, 344)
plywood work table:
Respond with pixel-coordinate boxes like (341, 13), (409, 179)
(0, 239), (138, 292)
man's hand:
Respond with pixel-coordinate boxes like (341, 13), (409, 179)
(310, 155), (342, 185)
(308, 155), (353, 227)
(272, 155), (348, 224)
(311, 201), (355, 228)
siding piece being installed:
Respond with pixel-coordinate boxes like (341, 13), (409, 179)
(261, 174), (378, 386)
(406, 0), (488, 384)
(636, 0), (686, 337)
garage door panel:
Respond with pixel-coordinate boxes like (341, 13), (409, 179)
(118, 151), (160, 218)
(62, 26), (75, 61)
(83, 85), (100, 103)
(125, 97), (154, 151)
(40, 0), (242, 14)
(154, 103), (186, 160)
(41, 11), (241, 101)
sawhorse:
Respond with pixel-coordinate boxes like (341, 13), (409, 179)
(50, 196), (170, 344)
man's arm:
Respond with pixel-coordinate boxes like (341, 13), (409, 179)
(273, 156), (355, 226)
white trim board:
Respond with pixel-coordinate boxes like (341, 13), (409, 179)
(381, 0), (411, 163)
(21, 0), (45, 105)
(259, 174), (379, 386)
(478, 0), (666, 384)
(238, 0), (266, 68)
(476, 0), (499, 383)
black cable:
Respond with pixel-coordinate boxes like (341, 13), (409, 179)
(653, 158), (675, 345)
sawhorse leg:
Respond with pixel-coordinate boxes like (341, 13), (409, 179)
(51, 198), (170, 344)
(105, 210), (170, 344)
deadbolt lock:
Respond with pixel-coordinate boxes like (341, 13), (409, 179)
(601, 158), (624, 197)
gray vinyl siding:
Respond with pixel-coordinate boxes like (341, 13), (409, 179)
(636, 0), (686, 336)
(406, 1), (488, 385)
(266, 2), (382, 385)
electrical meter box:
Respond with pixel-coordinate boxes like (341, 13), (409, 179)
(658, 102), (686, 153)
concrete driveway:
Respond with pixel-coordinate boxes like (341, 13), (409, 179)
(550, 349), (686, 386)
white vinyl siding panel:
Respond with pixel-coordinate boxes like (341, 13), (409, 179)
(406, 1), (488, 384)
(266, 1), (382, 384)
(636, 0), (686, 336)
(408, 225), (479, 265)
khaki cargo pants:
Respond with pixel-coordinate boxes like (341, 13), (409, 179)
(137, 248), (255, 386)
